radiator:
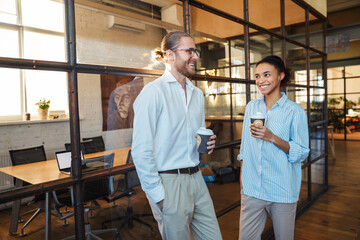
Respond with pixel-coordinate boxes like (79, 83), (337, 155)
(0, 153), (14, 191)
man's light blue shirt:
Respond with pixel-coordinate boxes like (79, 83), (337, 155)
(132, 70), (205, 203)
(238, 93), (310, 203)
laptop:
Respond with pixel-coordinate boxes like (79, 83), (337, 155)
(55, 151), (85, 174)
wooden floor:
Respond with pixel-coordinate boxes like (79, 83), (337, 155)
(0, 140), (359, 239)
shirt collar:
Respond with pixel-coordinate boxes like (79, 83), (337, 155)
(260, 92), (287, 108)
(163, 70), (194, 90)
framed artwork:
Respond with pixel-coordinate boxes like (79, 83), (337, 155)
(101, 75), (144, 131)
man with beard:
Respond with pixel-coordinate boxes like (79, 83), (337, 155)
(131, 31), (222, 239)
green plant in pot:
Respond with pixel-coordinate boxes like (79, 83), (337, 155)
(36, 98), (50, 120)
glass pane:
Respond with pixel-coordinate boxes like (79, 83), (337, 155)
(346, 78), (360, 94)
(309, 13), (324, 52)
(285, 0), (305, 45)
(328, 79), (344, 95)
(195, 37), (230, 78)
(249, 0), (281, 34)
(24, 30), (65, 61)
(310, 53), (324, 87)
(75, 6), (165, 69)
(232, 83), (246, 140)
(310, 124), (326, 160)
(286, 43), (306, 85)
(0, 0), (17, 24)
(345, 65), (360, 77)
(0, 68), (21, 117)
(251, 84), (261, 100)
(21, 0), (65, 32)
(328, 93), (345, 140)
(310, 88), (325, 122)
(0, 27), (19, 58)
(299, 166), (308, 203)
(230, 38), (245, 79)
(287, 87), (307, 110)
(311, 157), (326, 196)
(327, 66), (344, 79)
(25, 70), (68, 118)
(249, 31), (282, 80)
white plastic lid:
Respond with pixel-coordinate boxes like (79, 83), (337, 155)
(251, 112), (265, 118)
(196, 127), (214, 136)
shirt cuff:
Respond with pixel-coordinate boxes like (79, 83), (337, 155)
(146, 183), (165, 204)
(288, 141), (309, 163)
(237, 153), (243, 161)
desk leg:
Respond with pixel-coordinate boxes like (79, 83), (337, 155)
(9, 179), (23, 235)
(45, 192), (51, 240)
(329, 128), (336, 160)
(9, 200), (20, 235)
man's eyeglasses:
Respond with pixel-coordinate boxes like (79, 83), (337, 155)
(173, 48), (200, 57)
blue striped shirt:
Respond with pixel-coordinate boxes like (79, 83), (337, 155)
(238, 93), (310, 203)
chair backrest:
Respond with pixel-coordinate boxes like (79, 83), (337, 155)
(64, 140), (99, 154)
(82, 153), (114, 202)
(82, 136), (105, 153)
(64, 143), (71, 151)
(125, 150), (141, 189)
(9, 145), (47, 166)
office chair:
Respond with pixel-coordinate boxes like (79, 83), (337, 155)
(65, 141), (94, 154)
(102, 150), (155, 235)
(82, 136), (105, 153)
(9, 146), (47, 236)
(60, 153), (120, 240)
(65, 137), (104, 155)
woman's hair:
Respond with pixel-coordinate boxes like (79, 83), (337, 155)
(256, 55), (291, 87)
(152, 31), (192, 62)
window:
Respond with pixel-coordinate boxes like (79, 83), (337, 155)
(0, 0), (67, 121)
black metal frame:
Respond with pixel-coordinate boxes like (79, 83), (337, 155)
(0, 0), (328, 239)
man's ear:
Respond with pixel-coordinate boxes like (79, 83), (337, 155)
(165, 49), (175, 62)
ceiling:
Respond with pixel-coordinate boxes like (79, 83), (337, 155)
(327, 0), (360, 13)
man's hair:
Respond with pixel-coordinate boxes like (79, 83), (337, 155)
(256, 55), (291, 87)
(153, 31), (192, 62)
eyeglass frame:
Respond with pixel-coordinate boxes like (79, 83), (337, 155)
(172, 48), (200, 57)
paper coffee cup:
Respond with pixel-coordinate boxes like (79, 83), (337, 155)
(196, 127), (214, 154)
(250, 112), (265, 126)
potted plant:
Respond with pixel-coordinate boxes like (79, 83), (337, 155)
(36, 98), (50, 120)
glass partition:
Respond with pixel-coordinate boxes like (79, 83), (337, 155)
(309, 13), (324, 52)
(0, 0), (328, 239)
(230, 38), (246, 79)
(311, 157), (326, 195)
(285, 0), (305, 45)
(75, 6), (166, 69)
(249, 31), (282, 80)
(195, 37), (230, 78)
(286, 43), (307, 85)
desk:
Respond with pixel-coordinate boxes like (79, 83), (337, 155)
(0, 147), (131, 240)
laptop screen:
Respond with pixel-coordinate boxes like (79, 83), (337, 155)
(55, 151), (84, 171)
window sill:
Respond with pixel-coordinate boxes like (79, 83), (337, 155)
(0, 118), (70, 126)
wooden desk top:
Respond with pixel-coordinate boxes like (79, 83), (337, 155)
(206, 115), (244, 121)
(0, 147), (131, 185)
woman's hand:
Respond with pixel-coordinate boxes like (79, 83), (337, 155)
(250, 124), (275, 142)
(207, 135), (216, 154)
(250, 124), (290, 154)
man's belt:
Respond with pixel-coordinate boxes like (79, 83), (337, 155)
(158, 165), (200, 175)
